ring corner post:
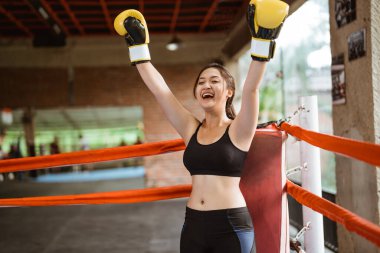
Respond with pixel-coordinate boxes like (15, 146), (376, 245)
(299, 95), (325, 253)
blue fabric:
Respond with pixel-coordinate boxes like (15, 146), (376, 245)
(35, 166), (145, 183)
(233, 228), (255, 253)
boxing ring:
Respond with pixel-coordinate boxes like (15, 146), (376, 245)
(0, 121), (379, 252)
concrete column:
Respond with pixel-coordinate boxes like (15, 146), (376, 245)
(22, 107), (37, 178)
(22, 107), (36, 157)
(329, 0), (380, 252)
(372, 0), (380, 231)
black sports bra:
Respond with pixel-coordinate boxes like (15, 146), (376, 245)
(183, 122), (248, 177)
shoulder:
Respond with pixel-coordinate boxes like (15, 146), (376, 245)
(228, 120), (254, 152)
(183, 119), (202, 145)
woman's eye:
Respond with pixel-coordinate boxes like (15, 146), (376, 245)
(198, 82), (204, 85)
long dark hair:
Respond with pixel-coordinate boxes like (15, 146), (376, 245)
(193, 63), (236, 120)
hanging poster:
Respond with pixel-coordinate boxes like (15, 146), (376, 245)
(348, 28), (366, 61)
(331, 54), (346, 105)
(335, 0), (356, 28)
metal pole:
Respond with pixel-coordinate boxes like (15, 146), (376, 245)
(299, 95), (324, 253)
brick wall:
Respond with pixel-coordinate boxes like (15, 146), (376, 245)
(0, 68), (69, 107)
(0, 63), (205, 186)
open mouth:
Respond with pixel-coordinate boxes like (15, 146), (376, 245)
(201, 91), (215, 100)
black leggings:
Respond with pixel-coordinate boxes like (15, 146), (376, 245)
(180, 206), (256, 253)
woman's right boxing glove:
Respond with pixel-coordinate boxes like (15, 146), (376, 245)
(114, 9), (151, 65)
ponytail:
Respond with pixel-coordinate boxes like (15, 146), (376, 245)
(226, 96), (236, 119)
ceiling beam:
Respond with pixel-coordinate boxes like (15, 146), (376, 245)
(3, 25), (49, 30)
(0, 4), (33, 37)
(24, 0), (52, 31)
(221, 0), (304, 59)
(221, 16), (250, 59)
(220, 0), (250, 59)
(144, 7), (208, 14)
(99, 0), (113, 34)
(169, 0), (181, 33)
(139, 0), (144, 13)
(59, 0), (84, 35)
(73, 24), (107, 29)
(40, 0), (70, 35)
(199, 0), (219, 33)
(288, 0), (305, 15)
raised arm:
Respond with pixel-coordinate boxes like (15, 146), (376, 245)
(233, 61), (266, 140)
(136, 62), (198, 142)
(114, 10), (198, 143)
(232, 0), (289, 146)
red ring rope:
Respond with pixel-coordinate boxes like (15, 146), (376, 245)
(1, 125), (379, 247)
(278, 122), (380, 167)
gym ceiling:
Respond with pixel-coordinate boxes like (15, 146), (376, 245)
(0, 0), (295, 44)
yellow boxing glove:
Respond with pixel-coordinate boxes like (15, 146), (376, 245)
(114, 9), (150, 65)
(247, 0), (289, 61)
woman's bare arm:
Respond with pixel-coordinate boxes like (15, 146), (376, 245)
(231, 61), (267, 149)
(136, 62), (199, 143)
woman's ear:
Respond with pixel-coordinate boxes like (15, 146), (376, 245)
(227, 88), (233, 98)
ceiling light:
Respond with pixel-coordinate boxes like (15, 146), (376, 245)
(53, 24), (61, 34)
(166, 35), (182, 51)
(38, 7), (49, 20)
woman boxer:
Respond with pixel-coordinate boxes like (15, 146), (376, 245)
(114, 1), (288, 252)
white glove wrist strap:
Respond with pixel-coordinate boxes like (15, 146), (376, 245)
(250, 38), (272, 58)
(129, 44), (151, 62)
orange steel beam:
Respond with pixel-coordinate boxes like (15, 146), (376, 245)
(59, 0), (84, 35)
(70, 17), (111, 22)
(176, 16), (204, 21)
(143, 7), (208, 14)
(106, 7), (209, 17)
(99, 0), (113, 34)
(56, 0), (135, 6)
(62, 2), (94, 6)
(79, 24), (107, 28)
(0, 4), (33, 37)
(144, 16), (172, 21)
(169, 0), (181, 33)
(39, 0), (70, 35)
(67, 22), (199, 29)
(150, 22), (200, 28)
(0, 26), (51, 30)
(14, 25), (49, 29)
(199, 0), (219, 33)
(56, 10), (102, 15)
(139, 0), (144, 13)
(208, 20), (232, 25)
(106, 0), (141, 5)
(23, 0), (53, 29)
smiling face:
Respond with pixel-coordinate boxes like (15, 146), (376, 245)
(194, 67), (234, 113)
